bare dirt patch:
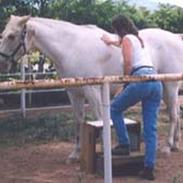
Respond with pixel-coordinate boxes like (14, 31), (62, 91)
(0, 105), (183, 183)
(0, 140), (183, 183)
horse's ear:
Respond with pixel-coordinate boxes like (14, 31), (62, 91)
(10, 15), (16, 19)
(18, 15), (31, 26)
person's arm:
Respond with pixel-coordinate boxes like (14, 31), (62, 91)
(101, 34), (121, 47)
(122, 37), (133, 75)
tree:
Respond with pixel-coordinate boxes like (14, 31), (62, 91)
(0, 0), (36, 31)
(1, 1), (183, 34)
(150, 4), (183, 33)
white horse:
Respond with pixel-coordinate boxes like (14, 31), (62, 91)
(0, 15), (182, 161)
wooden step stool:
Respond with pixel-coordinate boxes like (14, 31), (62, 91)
(80, 118), (144, 174)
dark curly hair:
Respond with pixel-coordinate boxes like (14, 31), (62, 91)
(112, 14), (144, 47)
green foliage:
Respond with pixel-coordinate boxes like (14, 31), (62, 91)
(0, 0), (53, 31)
(47, 0), (183, 32)
(150, 4), (183, 32)
(48, 0), (114, 29)
(1, 0), (183, 33)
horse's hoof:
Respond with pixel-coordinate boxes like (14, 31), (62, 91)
(66, 157), (77, 165)
(171, 145), (183, 152)
(171, 147), (179, 152)
(160, 146), (171, 156)
(178, 147), (183, 152)
(66, 152), (80, 164)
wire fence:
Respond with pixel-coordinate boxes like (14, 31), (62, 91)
(1, 72), (183, 117)
(0, 57), (66, 116)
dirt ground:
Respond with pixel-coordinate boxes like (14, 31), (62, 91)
(0, 105), (183, 183)
(0, 140), (183, 183)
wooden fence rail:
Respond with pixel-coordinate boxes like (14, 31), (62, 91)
(0, 73), (183, 91)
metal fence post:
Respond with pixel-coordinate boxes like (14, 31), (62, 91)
(21, 57), (26, 118)
(102, 82), (112, 183)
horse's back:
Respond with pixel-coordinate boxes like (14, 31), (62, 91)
(140, 28), (183, 73)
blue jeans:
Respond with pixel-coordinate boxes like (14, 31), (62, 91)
(110, 67), (163, 168)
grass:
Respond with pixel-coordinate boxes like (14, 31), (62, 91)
(0, 103), (178, 147)
(0, 112), (75, 146)
(0, 110), (96, 147)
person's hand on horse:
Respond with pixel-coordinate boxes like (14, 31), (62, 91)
(101, 34), (112, 45)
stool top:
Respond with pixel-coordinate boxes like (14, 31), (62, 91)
(86, 118), (138, 128)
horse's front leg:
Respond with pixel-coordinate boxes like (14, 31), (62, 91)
(66, 88), (85, 163)
(83, 85), (103, 120)
(162, 83), (180, 153)
(83, 85), (104, 150)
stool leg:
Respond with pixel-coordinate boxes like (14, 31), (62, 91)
(80, 123), (97, 174)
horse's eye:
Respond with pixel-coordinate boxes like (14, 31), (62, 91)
(8, 34), (15, 40)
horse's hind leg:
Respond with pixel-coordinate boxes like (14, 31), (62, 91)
(66, 88), (85, 162)
(162, 83), (180, 153)
(173, 103), (181, 151)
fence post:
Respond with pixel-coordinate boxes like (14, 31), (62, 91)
(102, 82), (112, 183)
(21, 57), (26, 118)
(28, 57), (32, 107)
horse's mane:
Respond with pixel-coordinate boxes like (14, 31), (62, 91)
(33, 17), (73, 26)
(81, 24), (98, 29)
(32, 17), (106, 33)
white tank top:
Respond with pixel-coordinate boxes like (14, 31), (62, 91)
(124, 34), (153, 69)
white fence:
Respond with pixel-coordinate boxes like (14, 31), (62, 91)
(0, 60), (62, 116)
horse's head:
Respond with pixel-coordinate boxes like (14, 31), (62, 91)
(0, 15), (30, 73)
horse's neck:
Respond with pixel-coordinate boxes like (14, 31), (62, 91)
(26, 18), (77, 73)
(28, 18), (76, 49)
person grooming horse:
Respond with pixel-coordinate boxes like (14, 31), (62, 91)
(101, 14), (163, 180)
